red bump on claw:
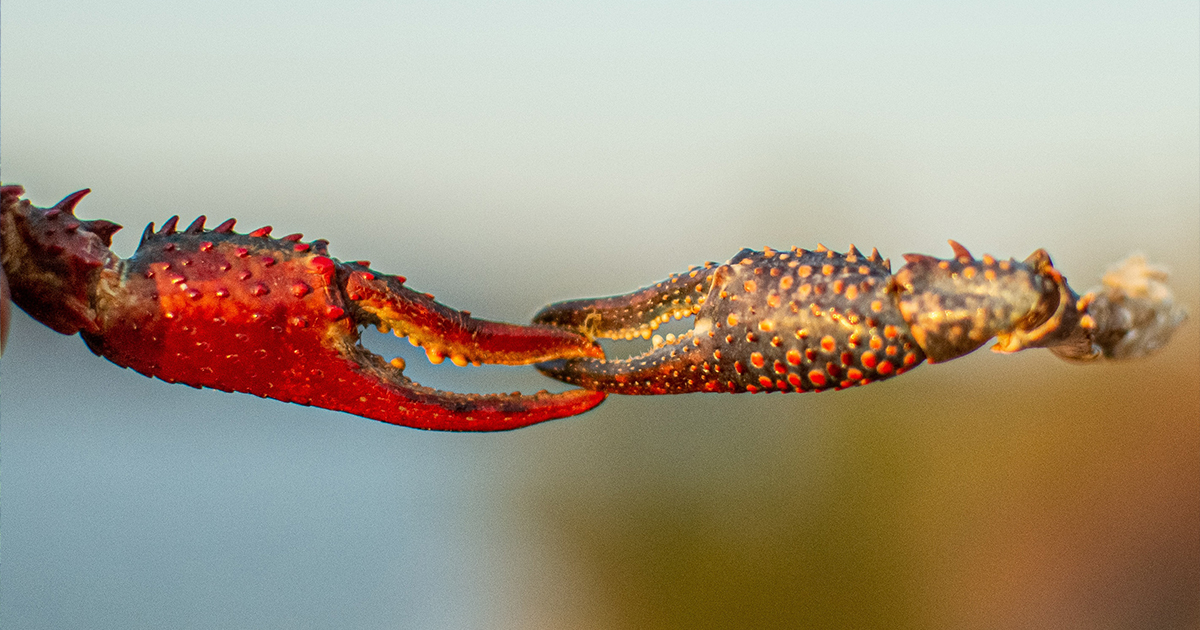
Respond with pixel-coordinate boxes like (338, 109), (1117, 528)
(308, 256), (335, 279)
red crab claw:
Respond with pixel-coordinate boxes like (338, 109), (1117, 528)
(1, 186), (606, 431)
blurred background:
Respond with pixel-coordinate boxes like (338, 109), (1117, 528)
(2, 1), (1197, 628)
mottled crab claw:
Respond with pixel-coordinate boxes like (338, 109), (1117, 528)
(1, 186), (606, 431)
(533, 241), (1186, 396)
(534, 246), (923, 394)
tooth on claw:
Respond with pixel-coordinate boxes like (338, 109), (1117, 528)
(450, 353), (469, 367)
(948, 240), (973, 261)
(159, 216), (180, 235)
(184, 216), (207, 233)
(652, 334), (665, 348)
(390, 357), (406, 370)
(425, 348), (445, 364)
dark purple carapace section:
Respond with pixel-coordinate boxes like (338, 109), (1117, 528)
(2, 187), (606, 431)
(536, 247), (926, 394)
(0, 186), (120, 336)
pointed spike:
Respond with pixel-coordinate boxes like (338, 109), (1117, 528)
(140, 222), (156, 247)
(159, 216), (180, 235)
(249, 226), (273, 238)
(213, 218), (237, 233)
(184, 216), (207, 234)
(83, 219), (122, 246)
(815, 243), (828, 253)
(869, 247), (880, 262)
(282, 233), (303, 242)
(847, 244), (862, 258)
(948, 239), (973, 261)
(1023, 248), (1052, 267)
(53, 189), (92, 215)
(883, 258), (891, 271)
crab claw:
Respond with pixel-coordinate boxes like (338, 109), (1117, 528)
(534, 247), (921, 394)
(533, 241), (1187, 396)
(2, 187), (606, 431)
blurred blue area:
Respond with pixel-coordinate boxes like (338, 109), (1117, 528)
(1, 314), (510, 629)
(2, 1), (1197, 628)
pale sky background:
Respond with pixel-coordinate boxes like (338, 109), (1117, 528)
(2, 1), (1197, 628)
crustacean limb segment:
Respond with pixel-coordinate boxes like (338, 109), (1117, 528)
(535, 246), (922, 394)
(896, 243), (1187, 362)
(1, 185), (605, 431)
(534, 242), (1186, 395)
(891, 245), (1094, 362)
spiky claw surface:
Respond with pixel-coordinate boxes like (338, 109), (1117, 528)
(2, 185), (605, 431)
(536, 246), (919, 393)
(534, 242), (1186, 395)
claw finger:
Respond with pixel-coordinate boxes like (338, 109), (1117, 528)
(534, 260), (723, 340)
(347, 269), (603, 365)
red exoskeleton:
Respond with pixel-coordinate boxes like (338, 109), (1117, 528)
(1, 185), (606, 431)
